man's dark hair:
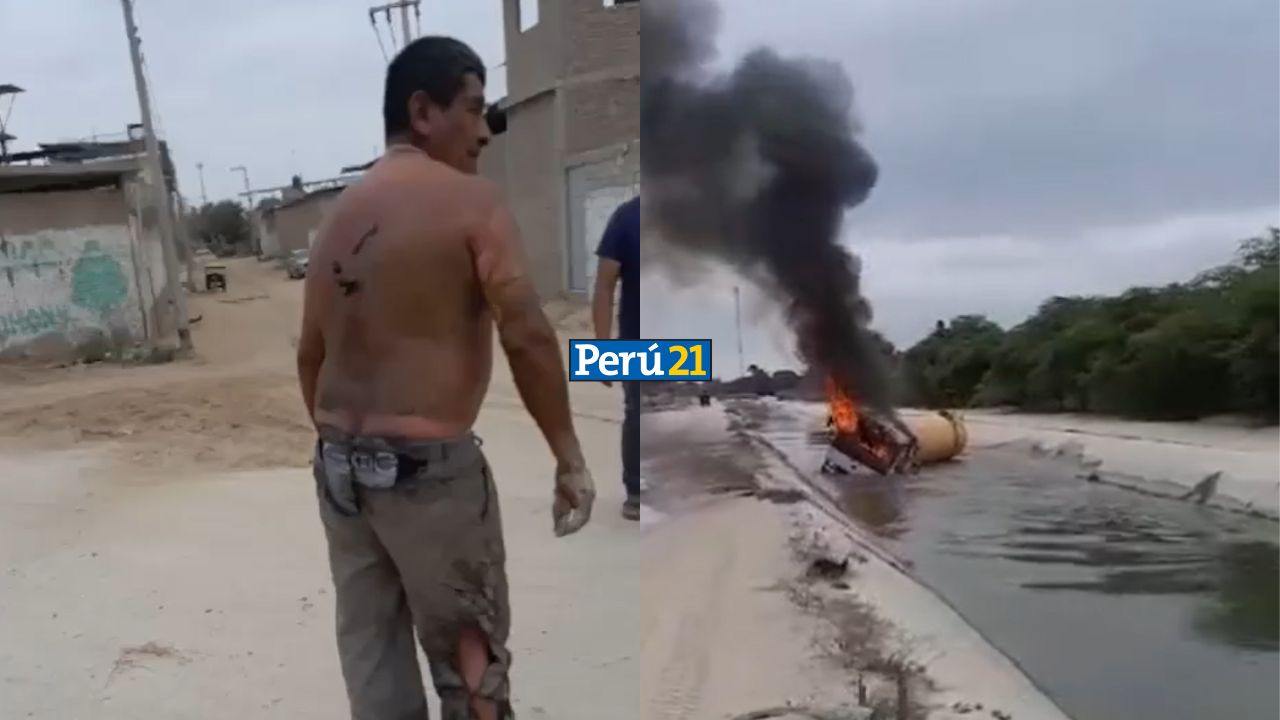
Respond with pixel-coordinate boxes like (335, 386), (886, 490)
(383, 36), (486, 138)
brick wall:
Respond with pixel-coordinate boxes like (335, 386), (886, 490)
(274, 191), (341, 255)
(502, 0), (562, 102)
(478, 132), (510, 191)
(564, 0), (640, 79)
(563, 76), (640, 156)
(493, 0), (640, 298)
(503, 93), (563, 299)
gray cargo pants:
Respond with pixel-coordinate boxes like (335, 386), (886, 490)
(313, 426), (513, 719)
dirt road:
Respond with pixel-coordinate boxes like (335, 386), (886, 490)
(0, 259), (639, 719)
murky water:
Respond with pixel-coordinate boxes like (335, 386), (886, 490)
(752, 401), (1279, 720)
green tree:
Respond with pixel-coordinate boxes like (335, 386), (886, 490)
(189, 200), (251, 251)
(902, 314), (1004, 407)
(898, 229), (1278, 421)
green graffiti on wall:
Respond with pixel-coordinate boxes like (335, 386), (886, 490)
(70, 241), (128, 315)
(0, 237), (132, 343)
(0, 306), (71, 337)
(0, 235), (60, 285)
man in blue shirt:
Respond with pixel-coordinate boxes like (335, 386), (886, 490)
(592, 195), (640, 520)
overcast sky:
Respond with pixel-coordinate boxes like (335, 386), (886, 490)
(4, 1), (1278, 371)
(0, 0), (507, 203)
(643, 0), (1280, 372)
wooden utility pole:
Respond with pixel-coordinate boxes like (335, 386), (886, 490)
(120, 0), (192, 352)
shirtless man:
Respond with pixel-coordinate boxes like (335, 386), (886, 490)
(296, 37), (596, 720)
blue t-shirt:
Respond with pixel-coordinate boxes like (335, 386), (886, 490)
(596, 196), (640, 340)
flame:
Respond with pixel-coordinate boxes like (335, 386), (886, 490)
(825, 376), (902, 474)
(825, 377), (860, 433)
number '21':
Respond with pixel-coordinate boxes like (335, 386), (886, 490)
(668, 344), (705, 377)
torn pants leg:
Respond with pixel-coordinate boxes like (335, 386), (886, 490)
(362, 436), (514, 720)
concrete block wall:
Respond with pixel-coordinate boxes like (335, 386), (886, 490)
(494, 0), (640, 300)
(563, 76), (640, 156)
(503, 0), (562, 103)
(127, 181), (172, 341)
(274, 191), (341, 256)
(0, 189), (149, 361)
(503, 94), (564, 299)
(478, 132), (510, 193)
(564, 0), (640, 79)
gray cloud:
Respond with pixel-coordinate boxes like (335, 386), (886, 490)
(644, 0), (1279, 362)
(0, 0), (506, 204)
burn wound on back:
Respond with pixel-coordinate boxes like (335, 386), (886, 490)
(330, 225), (379, 297)
(331, 260), (362, 297)
(352, 224), (378, 255)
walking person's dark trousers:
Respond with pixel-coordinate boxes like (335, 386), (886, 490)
(623, 381), (640, 498)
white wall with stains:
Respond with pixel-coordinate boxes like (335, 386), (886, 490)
(0, 220), (148, 360)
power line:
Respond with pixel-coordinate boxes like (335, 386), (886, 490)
(369, 12), (390, 62)
(368, 2), (420, 60)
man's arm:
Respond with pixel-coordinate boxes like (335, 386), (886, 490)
(296, 252), (327, 423)
(592, 259), (621, 341)
(592, 202), (626, 341)
(470, 188), (585, 471)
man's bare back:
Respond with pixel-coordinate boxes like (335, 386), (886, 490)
(299, 37), (595, 719)
(302, 145), (513, 439)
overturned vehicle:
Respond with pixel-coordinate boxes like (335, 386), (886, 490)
(820, 379), (967, 476)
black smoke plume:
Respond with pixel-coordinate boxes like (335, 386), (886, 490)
(642, 0), (893, 412)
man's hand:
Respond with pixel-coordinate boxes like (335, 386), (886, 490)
(552, 463), (596, 537)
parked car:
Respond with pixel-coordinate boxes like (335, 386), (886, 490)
(284, 249), (310, 279)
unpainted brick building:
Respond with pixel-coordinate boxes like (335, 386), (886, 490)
(480, 0), (639, 300)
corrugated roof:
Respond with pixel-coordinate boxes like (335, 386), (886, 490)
(270, 185), (345, 212)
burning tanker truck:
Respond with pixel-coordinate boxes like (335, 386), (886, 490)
(643, 0), (966, 476)
(822, 379), (969, 476)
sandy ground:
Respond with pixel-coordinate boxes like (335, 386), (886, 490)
(0, 258), (639, 719)
(640, 405), (1072, 720)
(642, 407), (860, 720)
